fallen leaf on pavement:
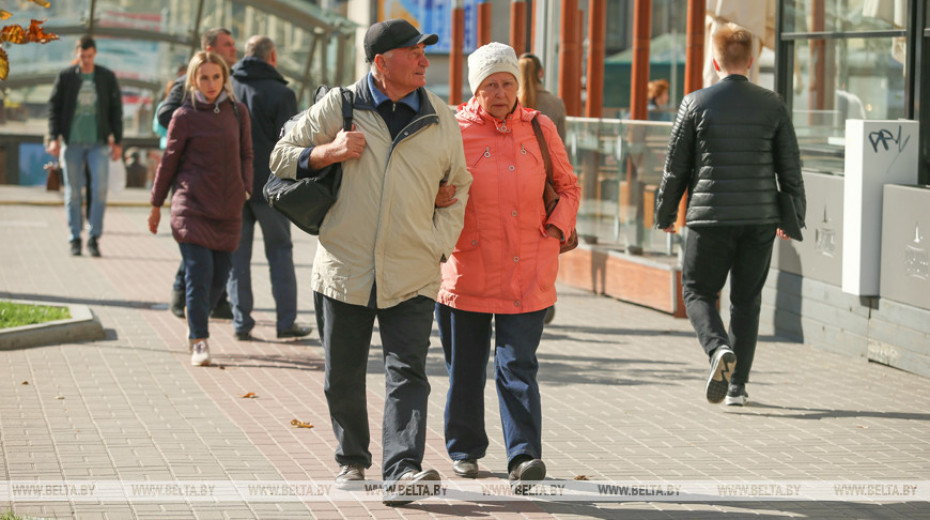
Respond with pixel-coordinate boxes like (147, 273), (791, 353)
(291, 419), (313, 429)
(55, 396), (64, 399)
(574, 475), (589, 480)
(239, 392), (257, 398)
(21, 381), (28, 385)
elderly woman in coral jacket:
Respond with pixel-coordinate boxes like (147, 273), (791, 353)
(436, 42), (580, 489)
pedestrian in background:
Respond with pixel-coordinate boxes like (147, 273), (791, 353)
(270, 19), (471, 506)
(655, 23), (805, 406)
(647, 78), (672, 121)
(227, 35), (311, 341)
(437, 42), (579, 490)
(159, 28), (237, 320)
(517, 53), (566, 141)
(46, 35), (123, 257)
(148, 51), (253, 366)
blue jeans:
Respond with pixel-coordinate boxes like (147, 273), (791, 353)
(314, 291), (434, 480)
(227, 201), (297, 334)
(681, 224), (777, 385)
(435, 303), (547, 469)
(179, 242), (232, 339)
(61, 143), (108, 241)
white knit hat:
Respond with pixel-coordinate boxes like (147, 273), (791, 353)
(467, 42), (520, 94)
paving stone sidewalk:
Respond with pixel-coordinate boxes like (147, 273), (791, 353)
(0, 192), (929, 519)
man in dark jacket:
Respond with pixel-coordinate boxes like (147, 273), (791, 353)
(227, 35), (310, 341)
(46, 35), (123, 257)
(655, 22), (806, 407)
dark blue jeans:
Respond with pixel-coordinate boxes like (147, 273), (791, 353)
(227, 201), (297, 334)
(435, 303), (547, 470)
(681, 224), (777, 385)
(178, 242), (232, 339)
(314, 291), (434, 480)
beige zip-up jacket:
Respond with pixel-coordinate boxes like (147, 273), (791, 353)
(270, 79), (471, 308)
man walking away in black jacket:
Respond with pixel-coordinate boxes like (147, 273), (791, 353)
(654, 22), (806, 407)
(227, 35), (311, 341)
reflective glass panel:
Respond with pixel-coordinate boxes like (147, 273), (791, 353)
(790, 37), (907, 174)
(565, 117), (677, 257)
(784, 0), (905, 33)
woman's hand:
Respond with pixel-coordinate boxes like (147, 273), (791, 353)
(148, 206), (161, 234)
(435, 181), (457, 208)
(545, 224), (564, 241)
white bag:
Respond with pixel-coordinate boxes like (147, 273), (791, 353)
(108, 157), (126, 193)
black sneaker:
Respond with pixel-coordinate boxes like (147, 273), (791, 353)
(87, 237), (101, 257)
(70, 239), (81, 256)
(705, 347), (736, 404)
(210, 298), (233, 320)
(725, 383), (748, 406)
(234, 331), (254, 341)
(277, 324), (312, 339)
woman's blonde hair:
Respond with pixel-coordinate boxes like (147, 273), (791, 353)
(518, 53), (543, 109)
(184, 51), (235, 102)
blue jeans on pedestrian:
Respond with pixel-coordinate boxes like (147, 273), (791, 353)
(61, 142), (108, 241)
(227, 201), (297, 334)
(681, 224), (777, 385)
(314, 291), (434, 480)
(435, 303), (547, 470)
(179, 242), (232, 339)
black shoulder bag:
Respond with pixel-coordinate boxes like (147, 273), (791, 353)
(264, 88), (354, 235)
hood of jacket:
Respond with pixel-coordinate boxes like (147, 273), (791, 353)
(231, 56), (287, 85)
(457, 96), (539, 130)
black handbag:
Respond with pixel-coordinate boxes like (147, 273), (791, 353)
(264, 88), (354, 235)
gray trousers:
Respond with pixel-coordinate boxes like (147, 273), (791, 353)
(313, 291), (434, 480)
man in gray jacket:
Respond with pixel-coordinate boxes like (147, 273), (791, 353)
(270, 19), (471, 505)
(655, 23), (805, 407)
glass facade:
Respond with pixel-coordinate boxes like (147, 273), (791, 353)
(0, 0), (355, 185)
(566, 117), (675, 255)
(778, 0), (927, 181)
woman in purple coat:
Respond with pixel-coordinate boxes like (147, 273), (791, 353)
(148, 51), (253, 366)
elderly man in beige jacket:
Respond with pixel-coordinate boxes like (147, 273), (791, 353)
(270, 19), (471, 506)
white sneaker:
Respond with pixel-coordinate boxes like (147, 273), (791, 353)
(190, 340), (211, 366)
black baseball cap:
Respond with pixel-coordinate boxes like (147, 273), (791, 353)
(364, 19), (438, 63)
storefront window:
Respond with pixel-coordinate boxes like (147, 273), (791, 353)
(789, 36), (907, 174)
(784, 0), (904, 33)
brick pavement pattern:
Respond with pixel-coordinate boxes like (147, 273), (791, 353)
(1, 190), (929, 519)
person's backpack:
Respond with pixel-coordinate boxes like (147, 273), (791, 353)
(264, 86), (354, 235)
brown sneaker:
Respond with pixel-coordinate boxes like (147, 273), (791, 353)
(382, 469), (441, 506)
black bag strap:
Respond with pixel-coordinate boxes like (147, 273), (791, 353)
(531, 115), (553, 185)
(339, 88), (354, 131)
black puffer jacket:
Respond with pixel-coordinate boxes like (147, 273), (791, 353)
(654, 74), (805, 229)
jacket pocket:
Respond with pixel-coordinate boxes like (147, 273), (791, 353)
(452, 205), (479, 253)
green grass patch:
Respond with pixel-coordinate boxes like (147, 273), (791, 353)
(0, 301), (71, 329)
(0, 511), (24, 520)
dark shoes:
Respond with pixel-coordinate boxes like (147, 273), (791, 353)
(234, 331), (254, 341)
(725, 383), (749, 406)
(169, 289), (185, 318)
(210, 298), (233, 320)
(87, 237), (101, 257)
(334, 464), (365, 490)
(706, 347), (737, 404)
(277, 324), (312, 339)
(452, 459), (479, 478)
(509, 458), (546, 494)
(382, 468), (441, 506)
(69, 239), (81, 256)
